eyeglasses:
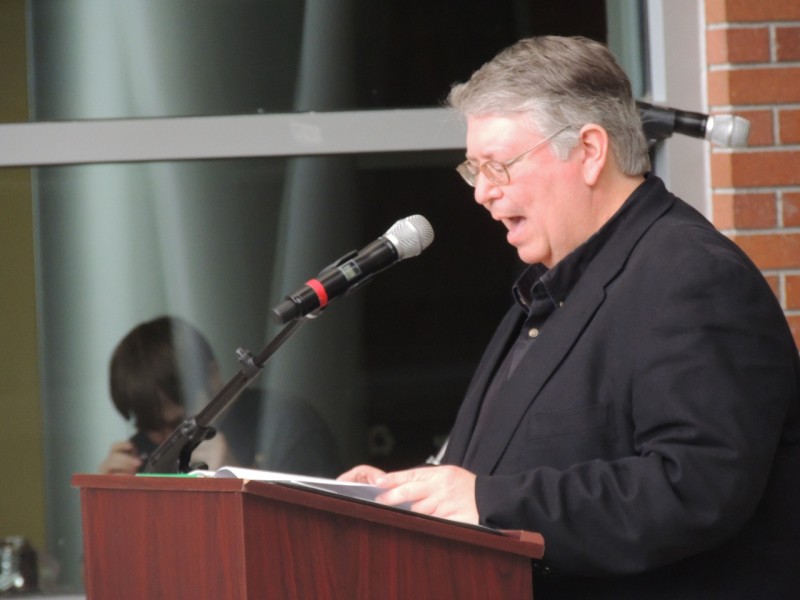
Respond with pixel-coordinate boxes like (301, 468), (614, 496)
(456, 125), (570, 187)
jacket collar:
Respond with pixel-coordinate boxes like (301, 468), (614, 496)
(445, 175), (676, 471)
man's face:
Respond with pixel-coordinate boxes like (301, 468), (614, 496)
(464, 114), (587, 267)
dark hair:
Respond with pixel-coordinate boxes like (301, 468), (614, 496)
(109, 316), (217, 432)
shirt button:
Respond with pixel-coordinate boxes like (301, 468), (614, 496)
(528, 327), (539, 338)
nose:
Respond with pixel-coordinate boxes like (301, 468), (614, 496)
(473, 173), (502, 207)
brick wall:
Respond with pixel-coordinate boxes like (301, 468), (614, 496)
(706, 0), (800, 348)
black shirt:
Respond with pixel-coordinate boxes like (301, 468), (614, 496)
(465, 182), (646, 454)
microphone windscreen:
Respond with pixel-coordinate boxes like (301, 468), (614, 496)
(384, 215), (435, 260)
(707, 114), (751, 147)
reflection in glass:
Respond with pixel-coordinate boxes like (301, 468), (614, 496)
(34, 150), (518, 587)
(23, 0), (650, 592)
(26, 0), (615, 122)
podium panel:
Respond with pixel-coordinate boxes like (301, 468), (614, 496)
(72, 474), (544, 599)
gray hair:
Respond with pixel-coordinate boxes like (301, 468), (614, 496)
(447, 36), (650, 175)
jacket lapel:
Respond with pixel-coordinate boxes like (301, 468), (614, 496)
(462, 282), (606, 473)
(451, 176), (677, 474)
(443, 306), (525, 464)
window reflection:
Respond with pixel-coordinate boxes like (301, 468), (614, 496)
(26, 0), (611, 122)
(35, 150), (518, 587)
(14, 0), (650, 593)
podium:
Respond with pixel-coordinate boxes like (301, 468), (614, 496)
(72, 474), (544, 599)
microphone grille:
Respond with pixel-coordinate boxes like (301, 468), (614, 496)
(706, 114), (751, 147)
(384, 215), (435, 260)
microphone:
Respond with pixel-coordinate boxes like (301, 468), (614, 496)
(271, 214), (434, 324)
(636, 101), (751, 147)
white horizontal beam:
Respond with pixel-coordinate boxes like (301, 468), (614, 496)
(0, 108), (466, 167)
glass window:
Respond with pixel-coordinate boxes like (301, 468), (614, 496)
(34, 150), (520, 588)
(1, 0), (651, 593)
(25, 0), (613, 122)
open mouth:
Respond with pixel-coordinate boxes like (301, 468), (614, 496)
(502, 216), (526, 242)
(505, 216), (524, 228)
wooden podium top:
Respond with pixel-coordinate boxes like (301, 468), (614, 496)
(72, 473), (544, 559)
(74, 473), (545, 600)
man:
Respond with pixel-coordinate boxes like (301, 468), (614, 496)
(340, 36), (800, 597)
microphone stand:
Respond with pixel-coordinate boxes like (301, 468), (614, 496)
(142, 248), (367, 474)
(142, 314), (312, 474)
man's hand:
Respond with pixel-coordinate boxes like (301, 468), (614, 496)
(341, 464), (478, 524)
(337, 464), (387, 485)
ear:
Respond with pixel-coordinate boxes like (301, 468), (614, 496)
(577, 124), (609, 186)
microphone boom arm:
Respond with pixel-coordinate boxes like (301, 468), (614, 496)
(636, 100), (750, 147)
(142, 315), (312, 474)
(144, 214), (434, 473)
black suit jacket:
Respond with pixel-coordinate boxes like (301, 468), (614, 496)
(443, 176), (800, 598)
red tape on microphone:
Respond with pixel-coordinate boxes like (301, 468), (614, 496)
(306, 279), (329, 308)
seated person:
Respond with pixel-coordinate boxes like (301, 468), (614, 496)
(98, 316), (234, 474)
(99, 315), (342, 477)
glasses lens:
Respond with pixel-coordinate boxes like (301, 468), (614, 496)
(456, 162), (478, 186)
(483, 161), (509, 185)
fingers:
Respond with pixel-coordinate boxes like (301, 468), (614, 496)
(98, 440), (142, 475)
(374, 466), (430, 487)
(373, 469), (438, 506)
(337, 464), (386, 484)
(374, 466), (479, 524)
(110, 440), (137, 453)
(338, 465), (479, 524)
(375, 480), (427, 506)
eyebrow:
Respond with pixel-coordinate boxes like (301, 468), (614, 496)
(466, 140), (515, 162)
(464, 149), (497, 162)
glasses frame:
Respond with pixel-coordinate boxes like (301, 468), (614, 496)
(456, 125), (570, 187)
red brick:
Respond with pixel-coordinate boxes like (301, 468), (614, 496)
(733, 109), (773, 146)
(706, 29), (726, 65)
(730, 232), (800, 270)
(712, 193), (777, 229)
(709, 68), (800, 105)
(706, 0), (800, 23)
(784, 193), (800, 227)
(711, 150), (800, 187)
(786, 274), (800, 309)
(706, 0), (727, 23)
(779, 109), (800, 144)
(764, 274), (781, 299)
(776, 26), (800, 61)
(706, 28), (771, 64)
(707, 71), (730, 106)
(713, 195), (736, 229)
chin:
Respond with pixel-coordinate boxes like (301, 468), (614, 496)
(516, 248), (545, 266)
